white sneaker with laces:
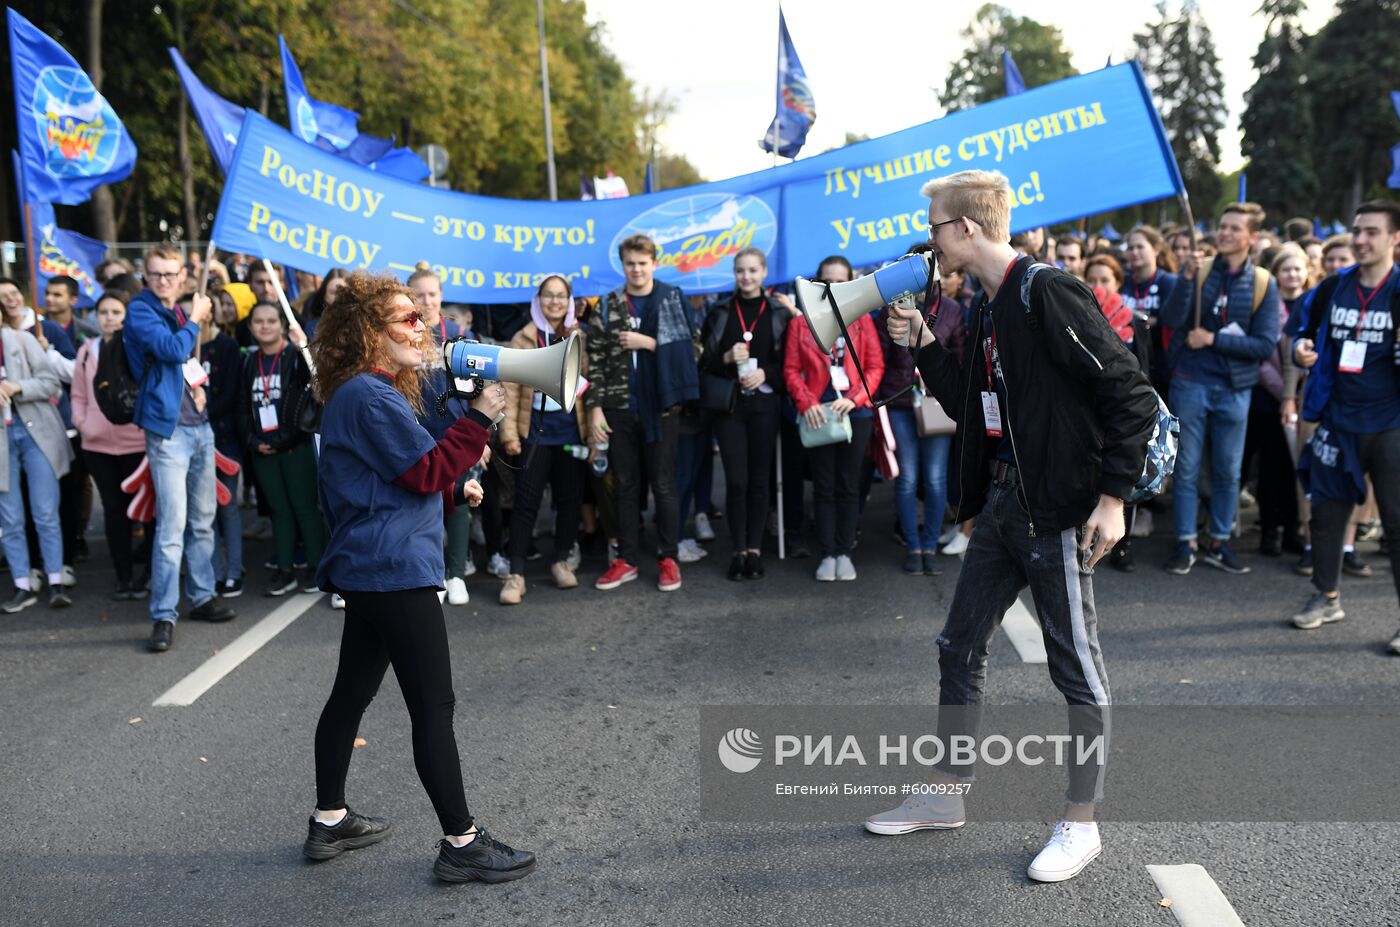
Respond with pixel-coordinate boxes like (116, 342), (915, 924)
(937, 526), (959, 546)
(463, 555), (477, 577)
(693, 513), (716, 542)
(676, 539), (707, 563)
(330, 594), (345, 610)
(61, 565), (77, 587)
(815, 557), (837, 582)
(1027, 821), (1101, 883)
(863, 792), (966, 835)
(566, 541), (582, 571)
(444, 577), (469, 606)
(487, 553), (510, 579)
(940, 532), (970, 556)
(835, 555), (857, 581)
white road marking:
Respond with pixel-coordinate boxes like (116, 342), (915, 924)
(153, 593), (324, 707)
(1146, 864), (1247, 927)
(1001, 594), (1048, 663)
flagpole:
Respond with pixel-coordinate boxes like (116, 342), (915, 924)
(772, 5), (782, 170)
(262, 257), (314, 371)
(536, 0), (558, 201)
(22, 202), (40, 310)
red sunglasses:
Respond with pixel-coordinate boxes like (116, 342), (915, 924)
(389, 310), (422, 328)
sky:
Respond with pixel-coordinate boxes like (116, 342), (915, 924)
(582, 0), (1336, 185)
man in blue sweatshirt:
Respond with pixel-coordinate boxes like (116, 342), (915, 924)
(1159, 202), (1280, 575)
(1288, 201), (1400, 651)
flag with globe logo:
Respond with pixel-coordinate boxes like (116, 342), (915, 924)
(759, 8), (815, 159)
(8, 8), (137, 206)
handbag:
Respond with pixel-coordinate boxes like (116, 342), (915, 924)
(915, 392), (957, 437)
(798, 402), (854, 448)
(700, 371), (738, 414)
(869, 404), (899, 479)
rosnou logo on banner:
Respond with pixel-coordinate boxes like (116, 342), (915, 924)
(610, 192), (777, 291)
(717, 728), (763, 774)
(34, 66), (123, 178)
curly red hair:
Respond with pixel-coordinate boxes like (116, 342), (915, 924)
(311, 271), (438, 413)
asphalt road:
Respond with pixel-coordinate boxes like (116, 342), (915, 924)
(2, 484), (1397, 927)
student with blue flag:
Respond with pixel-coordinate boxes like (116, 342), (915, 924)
(1288, 201), (1400, 654)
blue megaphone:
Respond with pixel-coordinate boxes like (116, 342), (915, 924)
(794, 252), (933, 353)
(442, 331), (583, 414)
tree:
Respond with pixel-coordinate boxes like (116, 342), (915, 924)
(1241, 0), (1317, 225)
(1134, 0), (1226, 221)
(1305, 0), (1400, 219)
(940, 3), (1077, 112)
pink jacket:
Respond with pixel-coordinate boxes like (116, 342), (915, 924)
(71, 339), (147, 455)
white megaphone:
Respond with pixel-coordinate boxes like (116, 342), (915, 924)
(794, 252), (934, 353)
(442, 331), (583, 418)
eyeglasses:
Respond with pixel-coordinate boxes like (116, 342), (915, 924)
(389, 311), (422, 328)
(540, 293), (571, 302)
(146, 271), (181, 282)
(927, 216), (964, 242)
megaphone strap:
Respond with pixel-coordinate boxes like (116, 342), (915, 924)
(819, 281), (913, 411)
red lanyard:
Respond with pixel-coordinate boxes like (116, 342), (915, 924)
(981, 256), (1018, 388)
(174, 305), (187, 326)
(1353, 269), (1394, 337)
(536, 329), (555, 348)
(733, 297), (767, 342)
(831, 337), (846, 365)
(258, 344), (284, 402)
(1131, 271), (1157, 305)
(439, 319), (448, 344)
(1218, 266), (1244, 326)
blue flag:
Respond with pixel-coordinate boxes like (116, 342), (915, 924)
(1389, 143), (1400, 190)
(759, 8), (815, 159)
(280, 34), (362, 151)
(1238, 172), (1247, 202)
(32, 201), (106, 309)
(1392, 91), (1400, 120)
(1003, 50), (1026, 96)
(644, 161), (655, 194)
(7, 9), (136, 205)
(369, 146), (431, 183)
(168, 47), (246, 175)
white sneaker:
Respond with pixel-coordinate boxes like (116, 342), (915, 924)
(445, 577), (469, 606)
(565, 541), (582, 571)
(1027, 821), (1102, 883)
(815, 557), (837, 581)
(464, 554), (478, 577)
(61, 565), (77, 587)
(487, 553), (510, 579)
(29, 568), (42, 590)
(437, 588), (447, 603)
(676, 539), (707, 563)
(937, 526), (959, 546)
(835, 555), (857, 581)
(940, 532), (970, 556)
(1130, 509), (1153, 538)
(863, 792), (966, 835)
(693, 512), (716, 542)
(330, 594), (345, 610)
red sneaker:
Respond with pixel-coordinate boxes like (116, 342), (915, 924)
(657, 557), (682, 592)
(595, 559), (638, 590)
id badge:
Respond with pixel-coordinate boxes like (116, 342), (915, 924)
(1339, 340), (1366, 374)
(182, 356), (209, 388)
(534, 391), (561, 413)
(829, 365), (850, 392)
(258, 404), (279, 432)
(981, 391), (1003, 437)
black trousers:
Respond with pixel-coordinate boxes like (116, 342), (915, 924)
(508, 444), (585, 574)
(714, 392), (780, 552)
(807, 416), (874, 558)
(778, 412), (806, 535)
(83, 448), (150, 583)
(1244, 394), (1299, 539)
(59, 435), (87, 566)
(1311, 426), (1400, 601)
(314, 587), (473, 835)
(604, 408), (679, 563)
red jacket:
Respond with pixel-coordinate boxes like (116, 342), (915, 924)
(783, 314), (885, 414)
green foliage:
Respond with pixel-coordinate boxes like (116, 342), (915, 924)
(940, 3), (1078, 112)
(1241, 0), (1317, 225)
(1134, 0), (1225, 222)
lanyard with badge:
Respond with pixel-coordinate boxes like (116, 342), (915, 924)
(828, 337), (850, 394)
(1338, 270), (1394, 374)
(1130, 271), (1158, 314)
(979, 255), (1020, 438)
(174, 305), (209, 393)
(625, 294), (643, 370)
(736, 296), (767, 388)
(257, 345), (283, 432)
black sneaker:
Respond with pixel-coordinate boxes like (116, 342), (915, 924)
(1202, 541), (1250, 574)
(921, 551), (944, 576)
(112, 580), (135, 601)
(903, 550), (924, 575)
(267, 569), (298, 596)
(784, 532), (810, 560)
(300, 575), (321, 594)
(1108, 542), (1136, 572)
(219, 578), (244, 598)
(48, 586), (71, 609)
(1259, 528), (1282, 557)
(132, 567), (151, 597)
(188, 599), (236, 622)
(727, 554), (745, 581)
(1294, 549), (1314, 577)
(74, 537), (91, 562)
(1164, 541), (1195, 575)
(2, 586), (38, 613)
(149, 620), (174, 652)
(1343, 551), (1373, 578)
(433, 828), (536, 884)
(302, 807), (392, 861)
(743, 552), (765, 580)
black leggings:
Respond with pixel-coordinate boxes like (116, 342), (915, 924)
(508, 444), (584, 574)
(83, 449), (150, 582)
(714, 392), (780, 552)
(314, 587), (473, 835)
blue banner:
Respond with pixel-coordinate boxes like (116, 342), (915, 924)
(211, 63), (1182, 304)
(7, 8), (137, 205)
(31, 201), (106, 309)
(168, 47), (246, 175)
(760, 9), (815, 159)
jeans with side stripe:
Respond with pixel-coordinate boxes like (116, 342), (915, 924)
(934, 477), (1111, 804)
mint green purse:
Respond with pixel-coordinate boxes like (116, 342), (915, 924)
(798, 402), (854, 448)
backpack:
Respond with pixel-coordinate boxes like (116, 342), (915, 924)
(1021, 263), (1179, 504)
(1193, 265), (1270, 326)
(93, 329), (143, 425)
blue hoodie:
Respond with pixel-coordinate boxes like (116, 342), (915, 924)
(123, 289), (202, 439)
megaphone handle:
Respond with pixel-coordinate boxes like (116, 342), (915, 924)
(820, 281), (910, 410)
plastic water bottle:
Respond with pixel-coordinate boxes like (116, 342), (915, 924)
(591, 440), (609, 476)
(562, 444), (590, 460)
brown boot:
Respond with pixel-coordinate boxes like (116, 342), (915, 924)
(499, 574), (526, 605)
(551, 561), (578, 589)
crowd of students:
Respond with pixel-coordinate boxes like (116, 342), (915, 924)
(3, 197), (1398, 655)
